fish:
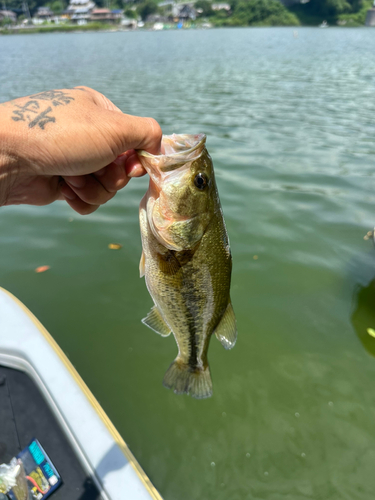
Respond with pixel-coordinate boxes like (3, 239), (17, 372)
(137, 133), (237, 399)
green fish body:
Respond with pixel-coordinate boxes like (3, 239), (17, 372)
(138, 134), (236, 399)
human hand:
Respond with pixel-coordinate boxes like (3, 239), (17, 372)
(0, 86), (161, 214)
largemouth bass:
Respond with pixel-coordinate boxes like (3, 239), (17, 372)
(138, 134), (236, 399)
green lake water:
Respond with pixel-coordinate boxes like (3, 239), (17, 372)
(2, 27), (375, 499)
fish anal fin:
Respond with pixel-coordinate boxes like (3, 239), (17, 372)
(139, 251), (145, 278)
(163, 359), (213, 399)
(142, 306), (171, 337)
(214, 302), (237, 350)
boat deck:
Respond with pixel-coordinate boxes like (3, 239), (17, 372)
(0, 364), (102, 499)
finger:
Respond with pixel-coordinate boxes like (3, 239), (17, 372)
(93, 156), (130, 193)
(125, 150), (147, 178)
(60, 181), (100, 215)
(63, 174), (116, 206)
(65, 197), (100, 215)
(60, 181), (76, 201)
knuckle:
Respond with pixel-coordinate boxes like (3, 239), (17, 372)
(74, 85), (92, 93)
(145, 117), (162, 143)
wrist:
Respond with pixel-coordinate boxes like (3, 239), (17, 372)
(0, 111), (23, 207)
(0, 151), (20, 208)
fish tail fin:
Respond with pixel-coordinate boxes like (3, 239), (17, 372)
(163, 359), (212, 399)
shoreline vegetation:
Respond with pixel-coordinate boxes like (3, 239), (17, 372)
(1, 0), (374, 34)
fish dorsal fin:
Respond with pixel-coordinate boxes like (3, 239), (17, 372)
(142, 306), (171, 337)
(139, 251), (145, 278)
(214, 302), (237, 350)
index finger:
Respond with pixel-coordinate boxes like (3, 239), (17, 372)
(105, 111), (162, 157)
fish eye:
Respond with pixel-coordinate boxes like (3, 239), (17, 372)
(194, 173), (208, 190)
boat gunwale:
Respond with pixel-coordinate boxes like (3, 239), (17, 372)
(0, 286), (163, 500)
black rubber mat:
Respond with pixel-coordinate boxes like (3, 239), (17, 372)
(0, 365), (103, 499)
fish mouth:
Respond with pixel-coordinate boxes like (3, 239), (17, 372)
(138, 133), (208, 251)
(137, 133), (206, 174)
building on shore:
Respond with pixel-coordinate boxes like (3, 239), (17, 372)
(0, 9), (17, 23)
(90, 8), (116, 22)
(65, 0), (95, 23)
(112, 9), (124, 21)
(35, 6), (53, 20)
(153, 1), (197, 24)
(71, 7), (92, 23)
(171, 2), (196, 22)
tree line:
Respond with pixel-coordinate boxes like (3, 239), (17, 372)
(2, 0), (373, 26)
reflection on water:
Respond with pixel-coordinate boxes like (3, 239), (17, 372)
(352, 276), (375, 358)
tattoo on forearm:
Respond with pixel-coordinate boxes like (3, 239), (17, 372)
(10, 90), (75, 130)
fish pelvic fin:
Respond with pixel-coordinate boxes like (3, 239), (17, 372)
(139, 250), (145, 278)
(214, 301), (237, 350)
(163, 359), (213, 399)
(142, 306), (171, 337)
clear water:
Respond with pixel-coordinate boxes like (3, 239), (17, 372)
(1, 27), (375, 499)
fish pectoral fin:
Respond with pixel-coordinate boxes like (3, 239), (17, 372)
(139, 251), (145, 278)
(157, 250), (181, 275)
(214, 302), (237, 350)
(142, 306), (171, 337)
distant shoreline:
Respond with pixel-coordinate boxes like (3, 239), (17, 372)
(0, 23), (120, 35)
(0, 24), (367, 35)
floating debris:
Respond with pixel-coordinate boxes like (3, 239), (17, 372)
(35, 266), (50, 273)
(367, 328), (375, 338)
(253, 255), (258, 260)
(108, 243), (122, 250)
(364, 228), (375, 242)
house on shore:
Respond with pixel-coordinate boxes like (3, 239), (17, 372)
(112, 9), (123, 21)
(90, 8), (116, 22)
(0, 9), (17, 23)
(35, 6), (53, 20)
(171, 2), (196, 22)
(66, 0), (96, 23)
